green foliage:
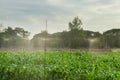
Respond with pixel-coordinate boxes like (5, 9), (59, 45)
(69, 16), (82, 30)
(16, 16), (119, 49)
(0, 27), (30, 48)
(0, 51), (120, 80)
(31, 31), (61, 48)
(60, 17), (89, 48)
(101, 29), (120, 48)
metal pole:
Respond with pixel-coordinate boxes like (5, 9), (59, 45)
(44, 19), (47, 80)
(44, 19), (47, 52)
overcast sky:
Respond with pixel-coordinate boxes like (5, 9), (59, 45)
(0, 0), (120, 38)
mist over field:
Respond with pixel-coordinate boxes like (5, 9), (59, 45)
(0, 16), (120, 51)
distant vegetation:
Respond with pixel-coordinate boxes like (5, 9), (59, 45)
(0, 16), (120, 49)
(0, 27), (30, 49)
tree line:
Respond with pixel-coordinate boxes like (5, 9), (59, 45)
(0, 17), (120, 49)
(0, 27), (30, 49)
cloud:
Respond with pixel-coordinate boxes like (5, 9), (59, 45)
(0, 0), (120, 38)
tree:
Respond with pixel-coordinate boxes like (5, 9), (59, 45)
(0, 33), (4, 48)
(0, 27), (30, 48)
(15, 27), (30, 39)
(31, 31), (49, 48)
(0, 24), (4, 48)
(102, 29), (120, 48)
(69, 16), (82, 31)
(60, 31), (70, 48)
(60, 17), (89, 49)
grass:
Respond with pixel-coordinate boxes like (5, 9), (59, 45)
(112, 48), (120, 53)
(0, 50), (120, 80)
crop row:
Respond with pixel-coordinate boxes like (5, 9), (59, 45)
(0, 51), (120, 80)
